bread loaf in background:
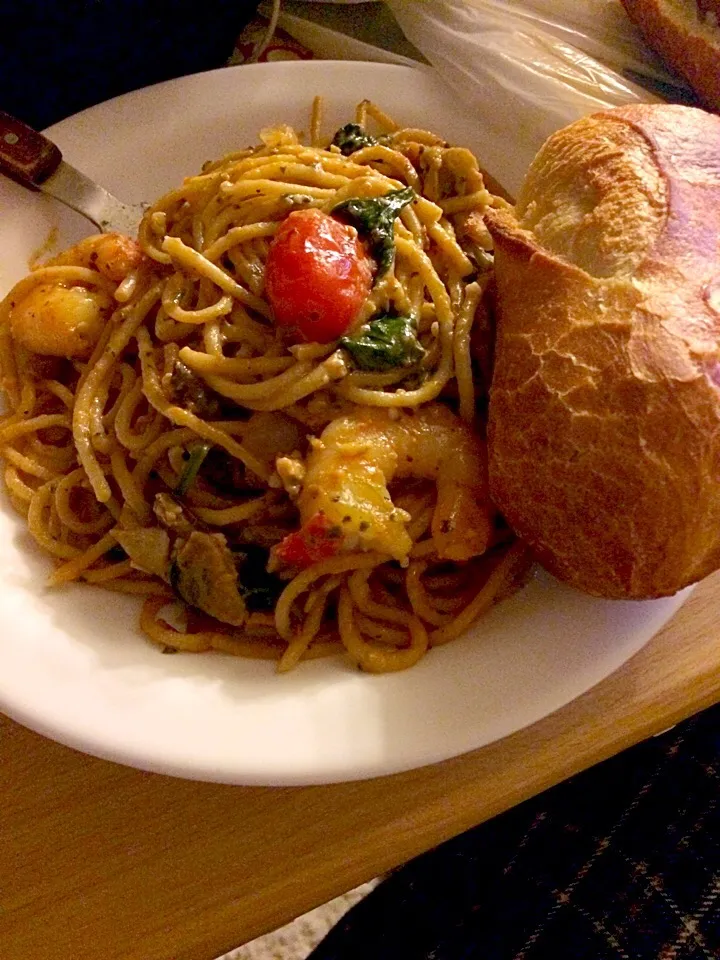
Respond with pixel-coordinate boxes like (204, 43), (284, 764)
(485, 104), (720, 599)
(621, 0), (720, 111)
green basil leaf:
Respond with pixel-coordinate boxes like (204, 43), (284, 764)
(340, 313), (425, 372)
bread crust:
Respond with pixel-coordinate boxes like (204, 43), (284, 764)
(486, 104), (720, 599)
(621, 0), (720, 111)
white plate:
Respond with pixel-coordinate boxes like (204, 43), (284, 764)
(0, 61), (690, 785)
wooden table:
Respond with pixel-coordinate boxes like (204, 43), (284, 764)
(3, 572), (720, 960)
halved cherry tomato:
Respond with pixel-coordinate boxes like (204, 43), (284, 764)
(271, 512), (342, 571)
(265, 208), (374, 343)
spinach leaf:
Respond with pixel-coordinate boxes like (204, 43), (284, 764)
(331, 123), (378, 156)
(168, 557), (182, 596)
(175, 442), (212, 497)
(105, 543), (127, 562)
(234, 544), (285, 612)
(332, 186), (415, 278)
(340, 313), (425, 372)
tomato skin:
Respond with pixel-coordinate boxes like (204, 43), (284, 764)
(271, 512), (342, 571)
(265, 208), (374, 343)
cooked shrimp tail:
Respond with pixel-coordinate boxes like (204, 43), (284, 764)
(272, 405), (493, 571)
(44, 233), (146, 283)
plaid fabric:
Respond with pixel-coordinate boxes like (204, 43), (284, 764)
(309, 703), (720, 960)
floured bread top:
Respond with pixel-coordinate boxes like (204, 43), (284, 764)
(515, 115), (667, 279)
(486, 104), (720, 598)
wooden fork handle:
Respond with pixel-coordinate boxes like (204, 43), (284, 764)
(0, 111), (63, 185)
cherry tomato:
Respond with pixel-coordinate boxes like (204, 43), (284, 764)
(265, 208), (374, 343)
(271, 512), (342, 571)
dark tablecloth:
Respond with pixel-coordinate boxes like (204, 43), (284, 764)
(0, 1), (259, 129)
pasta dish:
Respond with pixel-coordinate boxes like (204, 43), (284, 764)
(0, 98), (530, 673)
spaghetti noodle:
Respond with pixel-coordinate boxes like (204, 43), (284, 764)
(0, 99), (530, 673)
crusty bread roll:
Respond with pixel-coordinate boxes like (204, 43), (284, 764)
(485, 103), (720, 599)
(621, 0), (720, 111)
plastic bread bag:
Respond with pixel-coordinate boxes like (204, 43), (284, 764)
(386, 0), (693, 194)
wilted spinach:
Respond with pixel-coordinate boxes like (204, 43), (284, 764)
(340, 312), (425, 372)
(332, 186), (416, 278)
(235, 544), (285, 612)
(331, 123), (379, 156)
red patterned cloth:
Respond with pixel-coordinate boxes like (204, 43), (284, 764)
(231, 16), (315, 64)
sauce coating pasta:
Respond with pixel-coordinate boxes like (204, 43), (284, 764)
(0, 98), (530, 672)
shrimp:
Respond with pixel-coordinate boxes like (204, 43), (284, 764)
(272, 405), (493, 570)
(5, 233), (145, 359)
(8, 283), (113, 359)
(45, 233), (146, 283)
